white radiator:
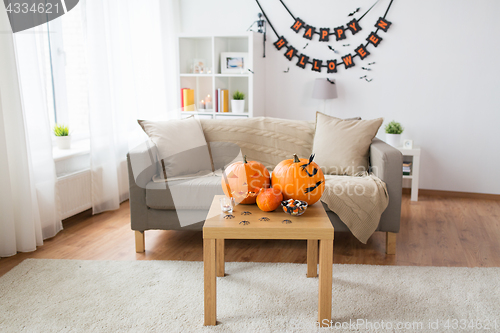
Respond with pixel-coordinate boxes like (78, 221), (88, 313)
(57, 169), (92, 220)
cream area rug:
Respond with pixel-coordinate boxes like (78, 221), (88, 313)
(1, 259), (499, 332)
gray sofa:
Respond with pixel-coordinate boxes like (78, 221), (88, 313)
(127, 117), (402, 254)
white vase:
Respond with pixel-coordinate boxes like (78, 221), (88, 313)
(385, 134), (401, 148)
(231, 100), (245, 113)
(55, 136), (71, 150)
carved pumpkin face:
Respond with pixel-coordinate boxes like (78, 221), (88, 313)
(221, 156), (270, 204)
(256, 187), (283, 212)
(271, 154), (325, 205)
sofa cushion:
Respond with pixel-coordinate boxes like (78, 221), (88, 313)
(146, 175), (224, 210)
(138, 117), (213, 179)
(312, 112), (383, 175)
(200, 117), (315, 170)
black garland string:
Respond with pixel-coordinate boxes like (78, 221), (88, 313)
(279, 0), (379, 41)
(258, 0), (394, 72)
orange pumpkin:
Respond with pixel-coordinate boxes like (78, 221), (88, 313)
(271, 154), (325, 205)
(221, 155), (270, 204)
(256, 188), (283, 212)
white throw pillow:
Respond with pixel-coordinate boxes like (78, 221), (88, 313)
(312, 112), (383, 176)
(138, 117), (213, 179)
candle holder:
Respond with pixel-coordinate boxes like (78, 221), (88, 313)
(219, 196), (235, 214)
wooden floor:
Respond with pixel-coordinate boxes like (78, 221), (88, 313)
(1, 193), (500, 277)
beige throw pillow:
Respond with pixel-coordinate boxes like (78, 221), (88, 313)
(312, 112), (383, 175)
(138, 117), (213, 179)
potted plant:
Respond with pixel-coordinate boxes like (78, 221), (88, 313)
(384, 121), (404, 147)
(53, 124), (71, 149)
(231, 90), (245, 113)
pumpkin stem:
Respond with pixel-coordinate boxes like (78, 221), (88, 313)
(293, 154), (300, 163)
(243, 155), (248, 164)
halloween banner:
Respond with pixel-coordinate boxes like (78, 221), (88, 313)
(256, 0), (394, 74)
(280, 0), (377, 42)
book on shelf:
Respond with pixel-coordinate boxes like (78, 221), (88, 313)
(403, 161), (412, 175)
(214, 89), (219, 112)
(182, 88), (195, 111)
(215, 88), (229, 112)
(221, 89), (229, 112)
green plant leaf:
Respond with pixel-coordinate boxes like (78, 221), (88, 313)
(53, 124), (69, 136)
(384, 121), (404, 134)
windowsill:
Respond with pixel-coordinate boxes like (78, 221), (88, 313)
(53, 139), (90, 162)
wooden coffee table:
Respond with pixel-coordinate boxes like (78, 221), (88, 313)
(203, 195), (334, 327)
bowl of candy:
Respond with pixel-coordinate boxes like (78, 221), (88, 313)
(281, 199), (308, 216)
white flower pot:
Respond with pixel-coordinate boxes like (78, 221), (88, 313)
(231, 100), (245, 113)
(385, 133), (401, 148)
(55, 136), (71, 150)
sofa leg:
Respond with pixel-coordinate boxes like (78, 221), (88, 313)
(386, 232), (396, 255)
(135, 231), (145, 253)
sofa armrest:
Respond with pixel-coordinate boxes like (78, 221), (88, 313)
(370, 138), (403, 232)
(127, 140), (159, 231)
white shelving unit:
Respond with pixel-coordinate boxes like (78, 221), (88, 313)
(397, 146), (421, 201)
(177, 33), (265, 119)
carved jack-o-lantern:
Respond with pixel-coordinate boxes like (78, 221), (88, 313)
(271, 154), (325, 205)
(221, 156), (270, 204)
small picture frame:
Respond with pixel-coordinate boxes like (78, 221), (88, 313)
(403, 139), (413, 149)
(220, 52), (248, 74)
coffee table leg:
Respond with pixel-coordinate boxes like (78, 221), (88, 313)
(307, 239), (318, 277)
(318, 239), (333, 327)
(216, 239), (225, 277)
(204, 238), (216, 326)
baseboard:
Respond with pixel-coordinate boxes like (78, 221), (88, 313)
(402, 188), (500, 201)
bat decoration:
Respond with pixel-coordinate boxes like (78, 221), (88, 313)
(239, 220), (250, 225)
(328, 45), (339, 54)
(223, 215), (235, 219)
(366, 78), (373, 82)
(348, 7), (361, 16)
(304, 181), (324, 194)
(327, 78), (336, 84)
(368, 62), (376, 65)
(241, 211), (252, 215)
(362, 67), (372, 71)
(282, 219), (292, 224)
(343, 44), (350, 47)
(248, 69), (254, 74)
(259, 217), (270, 221)
(360, 75), (367, 79)
(303, 43), (309, 49)
(283, 67), (290, 73)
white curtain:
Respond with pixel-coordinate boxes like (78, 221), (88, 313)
(83, 0), (179, 214)
(0, 8), (62, 257)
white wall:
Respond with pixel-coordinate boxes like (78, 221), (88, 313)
(180, 0), (500, 195)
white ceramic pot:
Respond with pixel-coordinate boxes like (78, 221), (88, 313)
(385, 133), (401, 148)
(231, 100), (245, 113)
(55, 136), (71, 150)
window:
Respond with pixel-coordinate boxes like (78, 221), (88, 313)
(44, 4), (90, 141)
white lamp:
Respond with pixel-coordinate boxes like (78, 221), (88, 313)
(312, 78), (338, 114)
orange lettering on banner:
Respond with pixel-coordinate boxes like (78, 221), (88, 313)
(336, 29), (343, 38)
(328, 62), (336, 70)
(304, 27), (313, 38)
(275, 39), (286, 49)
(313, 62), (320, 71)
(358, 49), (367, 58)
(321, 30), (328, 40)
(292, 20), (303, 31)
(349, 22), (358, 32)
(377, 20), (388, 30)
(299, 57), (306, 66)
(369, 35), (379, 44)
(285, 48), (295, 59)
(344, 56), (352, 66)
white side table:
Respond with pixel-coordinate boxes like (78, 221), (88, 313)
(397, 147), (421, 201)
